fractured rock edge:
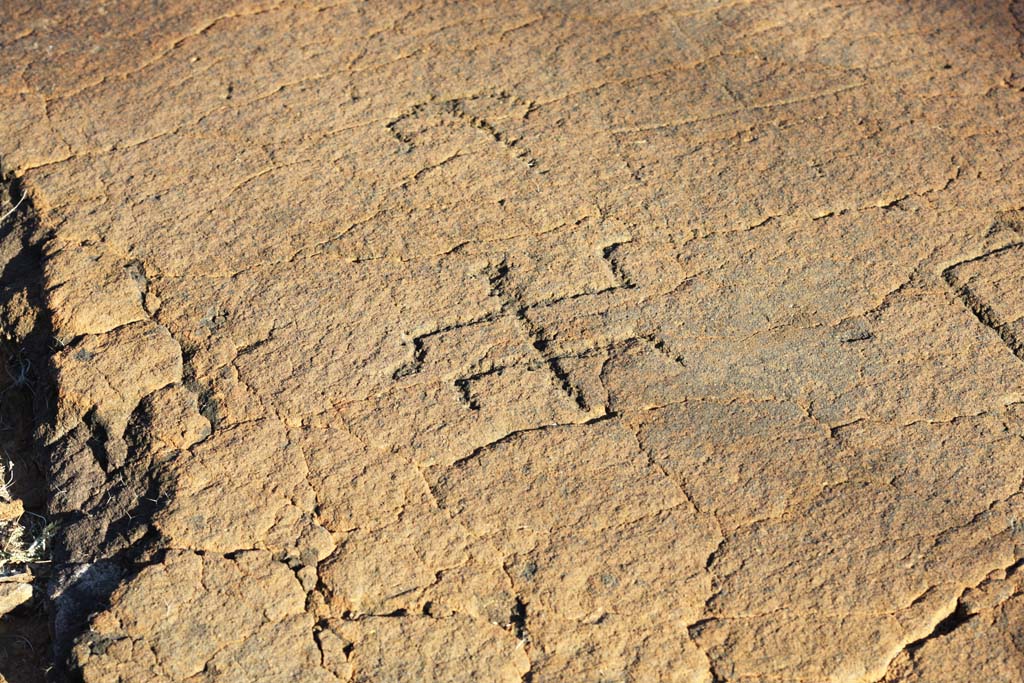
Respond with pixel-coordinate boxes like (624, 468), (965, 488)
(3, 2), (1024, 678)
(0, 167), (58, 682)
(4, 185), (339, 680)
(10, 176), (1024, 683)
(0, 168), (528, 683)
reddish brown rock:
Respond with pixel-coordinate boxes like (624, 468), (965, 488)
(1, 1), (1023, 681)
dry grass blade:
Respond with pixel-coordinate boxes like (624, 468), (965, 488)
(0, 192), (25, 227)
(0, 460), (53, 577)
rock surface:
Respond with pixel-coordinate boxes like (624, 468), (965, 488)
(1, 1), (1024, 681)
(0, 583), (32, 619)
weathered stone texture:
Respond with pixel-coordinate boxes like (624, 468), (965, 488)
(1, 1), (1024, 681)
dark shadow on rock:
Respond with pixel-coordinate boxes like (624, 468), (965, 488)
(0, 164), (181, 683)
(0, 167), (57, 683)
